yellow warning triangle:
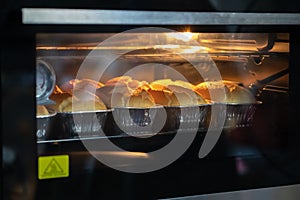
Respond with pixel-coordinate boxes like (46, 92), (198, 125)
(43, 158), (64, 175)
(38, 155), (69, 179)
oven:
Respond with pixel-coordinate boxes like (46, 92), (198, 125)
(2, 2), (300, 200)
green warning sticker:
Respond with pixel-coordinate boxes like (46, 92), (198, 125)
(38, 155), (69, 179)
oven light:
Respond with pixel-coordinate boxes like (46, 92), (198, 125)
(154, 44), (207, 53)
(154, 44), (181, 49)
(166, 32), (198, 42)
(181, 46), (207, 53)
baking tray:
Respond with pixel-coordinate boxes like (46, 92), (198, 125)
(107, 105), (210, 136)
(163, 105), (210, 132)
(36, 110), (57, 140)
(38, 102), (260, 140)
(207, 101), (262, 129)
(58, 109), (111, 138)
(111, 106), (165, 136)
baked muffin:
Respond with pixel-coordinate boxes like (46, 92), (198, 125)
(226, 84), (257, 104)
(96, 76), (151, 108)
(47, 79), (106, 112)
(60, 78), (104, 94)
(146, 89), (174, 107)
(47, 92), (72, 112)
(194, 80), (229, 103)
(58, 90), (107, 112)
(127, 89), (156, 108)
(194, 80), (256, 104)
(36, 105), (49, 116)
(149, 79), (207, 106)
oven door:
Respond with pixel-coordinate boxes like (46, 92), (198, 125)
(2, 8), (300, 200)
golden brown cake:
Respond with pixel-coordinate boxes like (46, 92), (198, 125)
(194, 80), (256, 104)
(47, 92), (72, 111)
(146, 89), (174, 106)
(226, 84), (257, 104)
(60, 79), (104, 94)
(127, 89), (156, 108)
(194, 80), (229, 102)
(36, 105), (49, 116)
(95, 76), (151, 108)
(149, 79), (207, 106)
(105, 76), (132, 87)
(58, 90), (107, 112)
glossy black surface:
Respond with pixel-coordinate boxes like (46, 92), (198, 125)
(2, 3), (300, 199)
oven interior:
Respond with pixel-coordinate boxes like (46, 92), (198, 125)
(34, 32), (294, 199)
